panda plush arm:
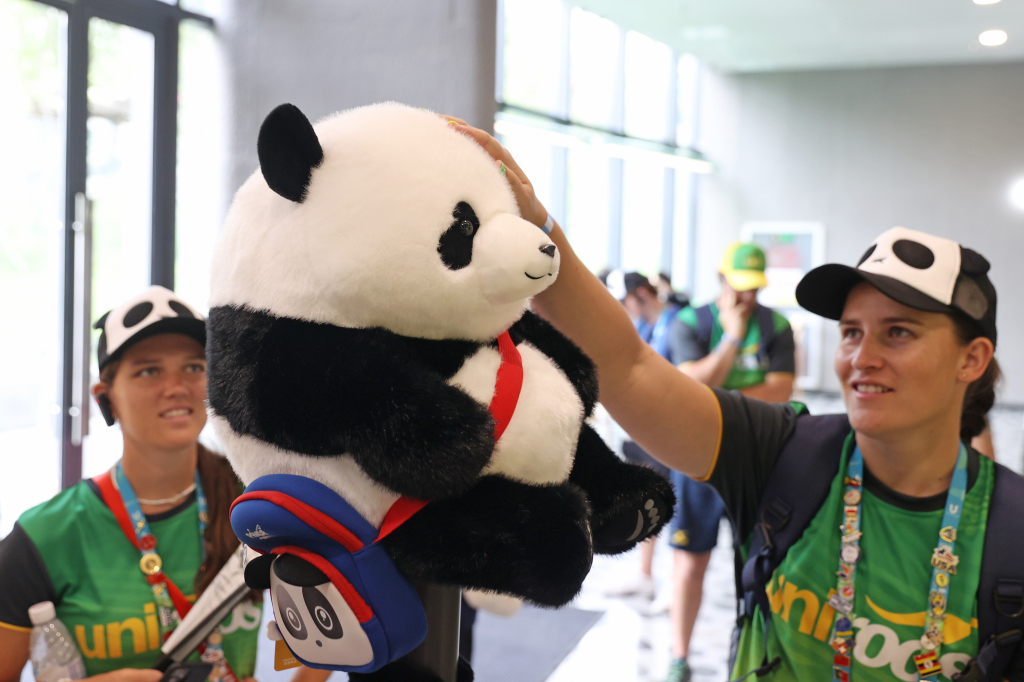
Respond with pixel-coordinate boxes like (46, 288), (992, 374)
(207, 305), (496, 500)
(509, 310), (598, 417)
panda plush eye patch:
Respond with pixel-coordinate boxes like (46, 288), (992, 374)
(437, 201), (480, 270)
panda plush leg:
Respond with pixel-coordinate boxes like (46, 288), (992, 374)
(380, 475), (594, 607)
(568, 422), (675, 555)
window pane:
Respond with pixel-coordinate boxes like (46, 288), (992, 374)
(498, 130), (555, 218)
(565, 146), (610, 272)
(623, 31), (672, 142)
(176, 20), (225, 313)
(179, 0), (221, 15)
(567, 7), (619, 130)
(83, 18), (156, 479)
(676, 54), (700, 147)
(620, 159), (664, 275)
(671, 170), (693, 290)
(0, 0), (65, 536)
(501, 0), (564, 115)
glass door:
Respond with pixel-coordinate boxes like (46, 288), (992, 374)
(0, 0), (66, 536)
(81, 17), (155, 479)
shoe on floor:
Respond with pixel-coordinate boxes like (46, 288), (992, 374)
(645, 588), (671, 616)
(665, 658), (692, 682)
(603, 572), (656, 599)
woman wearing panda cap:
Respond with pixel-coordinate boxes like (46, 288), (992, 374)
(448, 118), (1024, 682)
(0, 287), (326, 682)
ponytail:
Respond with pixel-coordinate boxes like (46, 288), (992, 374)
(951, 313), (1001, 443)
(195, 445), (250, 597)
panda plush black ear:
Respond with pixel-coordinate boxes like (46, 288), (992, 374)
(257, 104), (324, 203)
(243, 553), (276, 590)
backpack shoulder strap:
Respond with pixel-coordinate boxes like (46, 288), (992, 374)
(695, 304), (715, 352)
(739, 413), (851, 620)
(755, 305), (776, 360)
(957, 462), (1024, 681)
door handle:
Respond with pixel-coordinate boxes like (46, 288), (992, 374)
(71, 191), (92, 446)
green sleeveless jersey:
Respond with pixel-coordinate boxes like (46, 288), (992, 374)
(676, 303), (793, 390)
(15, 481), (262, 676)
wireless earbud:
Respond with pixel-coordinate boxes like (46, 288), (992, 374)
(96, 393), (115, 426)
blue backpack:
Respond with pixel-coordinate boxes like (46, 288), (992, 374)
(230, 474), (428, 673)
(736, 413), (1024, 682)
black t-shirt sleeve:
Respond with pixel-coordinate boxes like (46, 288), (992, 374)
(766, 318), (796, 375)
(0, 522), (56, 628)
(667, 316), (707, 366)
(704, 387), (800, 543)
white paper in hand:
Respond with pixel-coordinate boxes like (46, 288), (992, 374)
(160, 545), (250, 660)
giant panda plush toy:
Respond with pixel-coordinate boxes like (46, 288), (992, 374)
(207, 102), (674, 678)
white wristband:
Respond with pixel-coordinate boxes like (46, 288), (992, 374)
(719, 333), (742, 350)
(541, 213), (555, 235)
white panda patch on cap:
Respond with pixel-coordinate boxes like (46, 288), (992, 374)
(856, 227), (961, 306)
(95, 285), (206, 369)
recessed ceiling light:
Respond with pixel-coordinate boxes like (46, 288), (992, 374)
(974, 0), (1001, 5)
(1010, 177), (1024, 211)
(979, 29), (1008, 46)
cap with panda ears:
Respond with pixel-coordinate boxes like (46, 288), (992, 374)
(94, 285), (206, 371)
(795, 226), (997, 346)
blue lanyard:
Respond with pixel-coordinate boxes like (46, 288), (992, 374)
(114, 461), (207, 566)
(828, 444), (968, 682)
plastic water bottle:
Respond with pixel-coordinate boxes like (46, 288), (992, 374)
(28, 602), (86, 682)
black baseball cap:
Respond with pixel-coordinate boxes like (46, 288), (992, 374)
(94, 285), (206, 371)
(796, 227), (997, 345)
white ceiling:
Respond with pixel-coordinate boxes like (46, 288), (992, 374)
(568, 0), (1024, 72)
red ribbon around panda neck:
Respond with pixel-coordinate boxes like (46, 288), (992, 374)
(489, 331), (523, 442)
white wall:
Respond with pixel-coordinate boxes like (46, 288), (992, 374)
(219, 0), (498, 194)
(693, 61), (1024, 400)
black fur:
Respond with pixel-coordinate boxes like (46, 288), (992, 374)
(207, 305), (491, 500)
(380, 475), (593, 607)
(509, 311), (598, 417)
(437, 202), (479, 270)
(569, 423), (675, 555)
(258, 104), (324, 203)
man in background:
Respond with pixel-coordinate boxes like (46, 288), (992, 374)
(664, 242), (795, 682)
(606, 272), (684, 601)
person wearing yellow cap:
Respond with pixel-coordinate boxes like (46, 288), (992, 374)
(658, 242), (795, 682)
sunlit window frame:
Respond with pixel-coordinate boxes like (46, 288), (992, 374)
(20, 0), (214, 489)
(495, 0), (710, 283)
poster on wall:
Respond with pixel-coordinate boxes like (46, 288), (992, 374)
(739, 221), (826, 391)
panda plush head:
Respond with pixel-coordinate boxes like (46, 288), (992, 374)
(210, 103), (559, 341)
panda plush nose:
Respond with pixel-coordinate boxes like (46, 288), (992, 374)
(540, 244), (556, 258)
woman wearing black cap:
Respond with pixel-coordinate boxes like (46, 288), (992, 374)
(447, 119), (1023, 682)
(0, 287), (278, 682)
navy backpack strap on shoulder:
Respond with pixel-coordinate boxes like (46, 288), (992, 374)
(953, 462), (1024, 682)
(754, 305), (776, 363)
(732, 413), (850, 680)
(695, 304), (715, 354)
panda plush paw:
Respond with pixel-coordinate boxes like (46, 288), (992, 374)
(379, 475), (594, 607)
(568, 424), (676, 555)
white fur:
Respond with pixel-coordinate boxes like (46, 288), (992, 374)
(210, 413), (399, 528)
(210, 103), (558, 341)
(448, 342), (581, 484)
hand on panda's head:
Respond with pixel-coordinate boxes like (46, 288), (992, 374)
(441, 117), (549, 230)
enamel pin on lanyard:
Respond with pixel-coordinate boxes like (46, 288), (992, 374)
(828, 444), (968, 682)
